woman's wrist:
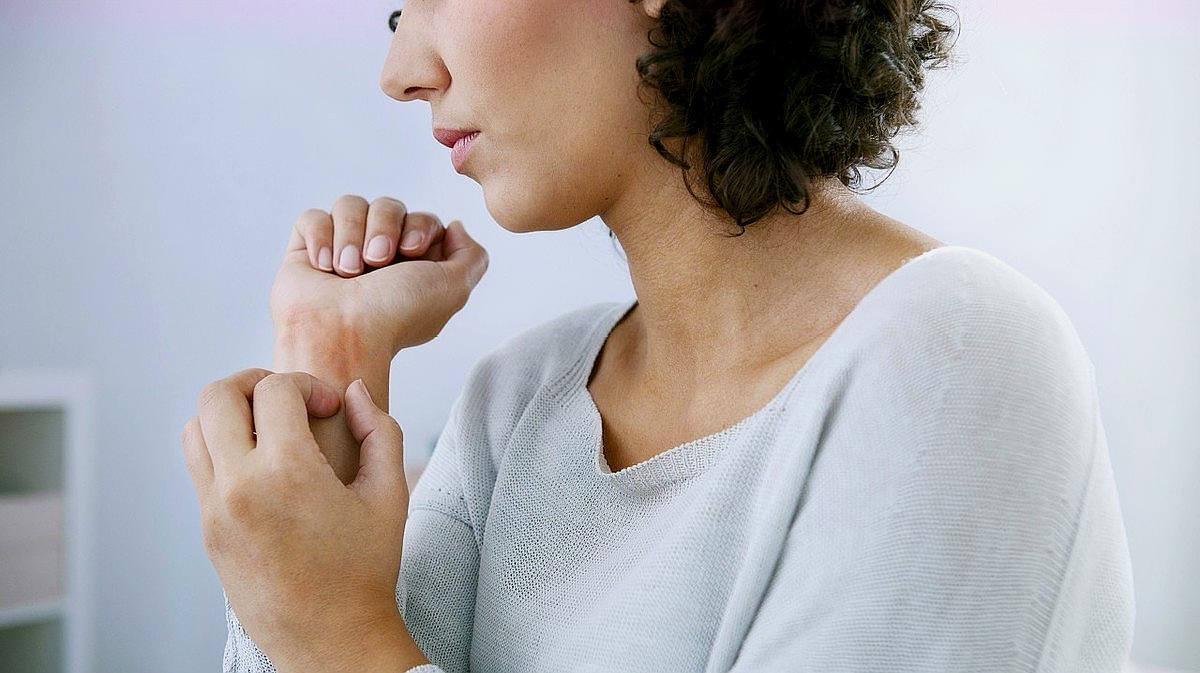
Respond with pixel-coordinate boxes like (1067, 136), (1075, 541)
(274, 610), (431, 673)
(272, 311), (396, 484)
(285, 611), (432, 671)
(272, 311), (394, 407)
(351, 613), (432, 673)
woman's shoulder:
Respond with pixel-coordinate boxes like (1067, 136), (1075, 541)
(837, 244), (1103, 472)
(943, 245), (1095, 379)
(853, 244), (1096, 383)
(804, 245), (1110, 537)
(823, 244), (1102, 471)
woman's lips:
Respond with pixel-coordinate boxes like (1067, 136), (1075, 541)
(449, 131), (480, 173)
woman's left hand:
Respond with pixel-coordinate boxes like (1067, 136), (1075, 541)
(181, 368), (412, 670)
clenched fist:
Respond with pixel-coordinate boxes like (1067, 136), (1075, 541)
(270, 194), (489, 359)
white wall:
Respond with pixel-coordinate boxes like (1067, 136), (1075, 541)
(1, 1), (1195, 670)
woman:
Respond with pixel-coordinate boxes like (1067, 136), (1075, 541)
(183, 1), (1135, 672)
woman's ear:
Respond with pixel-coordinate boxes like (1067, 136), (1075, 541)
(640, 0), (667, 20)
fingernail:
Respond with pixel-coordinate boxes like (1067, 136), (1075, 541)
(365, 236), (391, 262)
(357, 378), (373, 404)
(317, 246), (333, 271)
(400, 230), (423, 250)
(339, 245), (362, 273)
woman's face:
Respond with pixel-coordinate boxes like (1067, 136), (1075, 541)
(380, 0), (665, 233)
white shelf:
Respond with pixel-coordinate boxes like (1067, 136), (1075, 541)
(0, 600), (65, 629)
(0, 368), (94, 673)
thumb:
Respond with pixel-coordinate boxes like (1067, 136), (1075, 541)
(343, 378), (406, 501)
(438, 220), (489, 290)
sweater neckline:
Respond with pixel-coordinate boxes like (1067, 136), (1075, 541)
(550, 243), (968, 494)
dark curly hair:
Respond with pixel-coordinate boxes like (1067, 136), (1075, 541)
(389, 1), (959, 238)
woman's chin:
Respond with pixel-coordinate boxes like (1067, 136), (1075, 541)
(482, 188), (543, 234)
(481, 172), (597, 234)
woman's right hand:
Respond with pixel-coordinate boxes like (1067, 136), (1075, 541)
(269, 194), (489, 360)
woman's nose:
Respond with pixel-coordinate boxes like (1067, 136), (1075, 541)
(379, 19), (449, 103)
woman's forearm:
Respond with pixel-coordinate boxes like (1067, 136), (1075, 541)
(273, 313), (394, 485)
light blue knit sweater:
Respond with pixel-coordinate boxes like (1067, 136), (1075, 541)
(223, 244), (1135, 672)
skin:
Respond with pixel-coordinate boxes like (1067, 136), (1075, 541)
(377, 0), (943, 469)
(183, 371), (427, 671)
(185, 0), (944, 667)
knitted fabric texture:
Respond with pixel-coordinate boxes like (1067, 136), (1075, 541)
(223, 244), (1135, 673)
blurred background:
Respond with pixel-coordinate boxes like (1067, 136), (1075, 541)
(0, 0), (1196, 671)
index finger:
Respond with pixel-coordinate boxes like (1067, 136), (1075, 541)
(197, 367), (274, 477)
(251, 372), (342, 452)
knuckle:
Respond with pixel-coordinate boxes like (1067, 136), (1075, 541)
(197, 381), (228, 411)
(333, 193), (368, 207)
(338, 216), (366, 232)
(296, 209), (332, 234)
(180, 416), (200, 447)
(222, 479), (256, 520)
(410, 211), (442, 230)
(253, 373), (292, 397)
(270, 455), (309, 489)
(241, 368), (273, 390)
(382, 414), (403, 439)
(333, 194), (369, 217)
(370, 195), (406, 212)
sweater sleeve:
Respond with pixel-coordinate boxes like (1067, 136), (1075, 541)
(394, 408), (481, 673)
(221, 588), (277, 672)
(727, 275), (1135, 672)
(222, 396), (480, 673)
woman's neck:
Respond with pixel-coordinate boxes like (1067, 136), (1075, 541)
(600, 172), (914, 381)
